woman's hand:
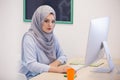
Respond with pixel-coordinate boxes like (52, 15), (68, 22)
(57, 65), (72, 73)
(48, 64), (72, 73)
(49, 60), (61, 67)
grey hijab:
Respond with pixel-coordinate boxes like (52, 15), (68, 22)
(26, 5), (56, 63)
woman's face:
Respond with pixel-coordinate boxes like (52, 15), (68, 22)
(42, 13), (55, 33)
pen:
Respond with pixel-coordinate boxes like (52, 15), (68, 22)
(64, 74), (77, 78)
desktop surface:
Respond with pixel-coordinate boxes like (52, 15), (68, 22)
(30, 59), (120, 80)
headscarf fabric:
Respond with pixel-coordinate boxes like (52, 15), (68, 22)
(26, 5), (56, 63)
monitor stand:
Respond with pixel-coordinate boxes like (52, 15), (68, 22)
(91, 41), (114, 73)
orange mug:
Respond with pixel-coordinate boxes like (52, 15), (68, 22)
(67, 68), (75, 80)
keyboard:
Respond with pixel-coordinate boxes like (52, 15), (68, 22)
(91, 67), (112, 73)
(70, 64), (85, 71)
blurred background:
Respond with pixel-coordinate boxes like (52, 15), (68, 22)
(0, 0), (120, 80)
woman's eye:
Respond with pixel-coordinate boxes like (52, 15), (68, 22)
(44, 20), (49, 23)
(44, 19), (55, 24)
(52, 20), (55, 23)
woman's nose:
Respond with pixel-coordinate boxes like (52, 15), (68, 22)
(48, 22), (53, 27)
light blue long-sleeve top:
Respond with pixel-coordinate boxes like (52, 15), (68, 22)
(19, 34), (67, 79)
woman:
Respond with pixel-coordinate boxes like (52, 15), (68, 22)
(20, 5), (71, 79)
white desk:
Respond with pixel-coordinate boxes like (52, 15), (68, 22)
(30, 59), (120, 80)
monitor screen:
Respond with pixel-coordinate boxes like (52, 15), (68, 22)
(85, 17), (110, 66)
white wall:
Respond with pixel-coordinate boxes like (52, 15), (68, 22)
(0, 0), (120, 80)
(55, 0), (120, 59)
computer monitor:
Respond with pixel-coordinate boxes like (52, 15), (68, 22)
(85, 17), (114, 73)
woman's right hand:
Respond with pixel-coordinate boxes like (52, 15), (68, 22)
(57, 65), (72, 73)
(48, 64), (72, 73)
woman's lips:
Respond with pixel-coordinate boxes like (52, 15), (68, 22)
(47, 28), (52, 30)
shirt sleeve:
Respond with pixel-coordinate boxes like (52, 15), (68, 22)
(22, 35), (50, 74)
(54, 36), (67, 64)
